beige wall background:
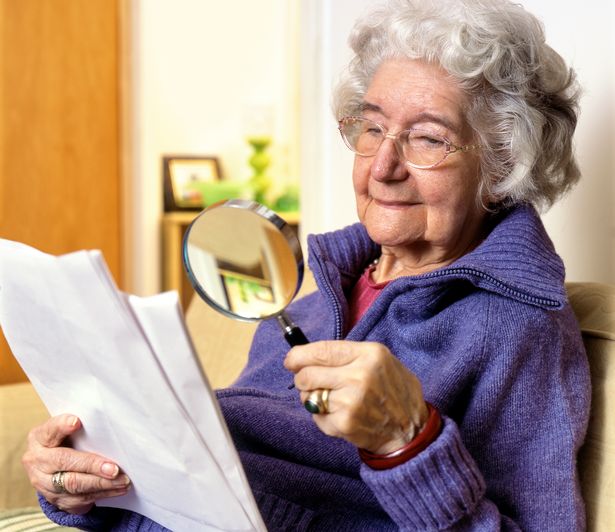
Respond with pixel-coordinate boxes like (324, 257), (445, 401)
(125, 0), (300, 295)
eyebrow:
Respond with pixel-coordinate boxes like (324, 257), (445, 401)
(359, 101), (462, 134)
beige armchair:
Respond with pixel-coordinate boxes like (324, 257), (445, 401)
(568, 283), (615, 530)
(1, 281), (614, 530)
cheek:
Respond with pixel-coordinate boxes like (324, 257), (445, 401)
(414, 179), (451, 209)
(352, 157), (370, 193)
(420, 162), (481, 209)
(351, 159), (371, 220)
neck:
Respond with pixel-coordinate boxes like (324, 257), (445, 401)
(372, 219), (491, 283)
(371, 251), (449, 282)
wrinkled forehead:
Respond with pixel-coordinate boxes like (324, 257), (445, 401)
(362, 58), (473, 137)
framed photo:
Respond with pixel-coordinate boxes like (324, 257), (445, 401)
(219, 270), (276, 317)
(163, 155), (222, 211)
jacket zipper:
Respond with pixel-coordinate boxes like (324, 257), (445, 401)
(419, 267), (561, 308)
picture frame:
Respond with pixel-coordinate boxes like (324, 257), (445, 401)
(163, 155), (222, 211)
(219, 269), (275, 317)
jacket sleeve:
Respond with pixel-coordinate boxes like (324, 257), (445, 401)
(360, 302), (590, 531)
(38, 494), (165, 531)
(38, 494), (120, 530)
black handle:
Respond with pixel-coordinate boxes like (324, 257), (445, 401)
(277, 313), (309, 389)
(284, 325), (309, 347)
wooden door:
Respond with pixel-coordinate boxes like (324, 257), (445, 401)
(0, 0), (122, 384)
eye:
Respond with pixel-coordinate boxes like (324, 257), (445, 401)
(405, 131), (446, 150)
(355, 118), (379, 131)
(356, 119), (383, 138)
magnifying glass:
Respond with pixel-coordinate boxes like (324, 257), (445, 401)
(182, 199), (309, 347)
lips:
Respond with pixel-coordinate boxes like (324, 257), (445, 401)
(372, 198), (419, 208)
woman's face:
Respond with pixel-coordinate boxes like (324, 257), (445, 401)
(352, 58), (487, 269)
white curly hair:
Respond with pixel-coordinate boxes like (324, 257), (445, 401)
(333, 0), (581, 210)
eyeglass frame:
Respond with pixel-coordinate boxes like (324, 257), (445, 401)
(337, 116), (481, 170)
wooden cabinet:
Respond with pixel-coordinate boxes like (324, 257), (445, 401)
(162, 210), (299, 311)
(162, 212), (199, 311)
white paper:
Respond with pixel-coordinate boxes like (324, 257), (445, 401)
(127, 291), (261, 526)
(0, 239), (265, 532)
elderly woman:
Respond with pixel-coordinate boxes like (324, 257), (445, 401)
(23, 0), (589, 530)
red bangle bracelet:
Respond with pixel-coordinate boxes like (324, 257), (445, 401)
(358, 403), (443, 470)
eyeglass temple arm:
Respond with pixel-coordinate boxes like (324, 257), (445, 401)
(447, 142), (481, 154)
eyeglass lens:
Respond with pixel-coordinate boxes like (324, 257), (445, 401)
(340, 117), (447, 167)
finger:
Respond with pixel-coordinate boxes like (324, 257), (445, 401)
(25, 443), (121, 479)
(299, 379), (376, 416)
(53, 470), (131, 495)
(285, 340), (374, 372)
(41, 485), (131, 515)
(52, 448), (119, 479)
(30, 414), (81, 448)
(294, 364), (357, 393)
(27, 457), (127, 496)
(23, 444), (121, 488)
(293, 349), (397, 398)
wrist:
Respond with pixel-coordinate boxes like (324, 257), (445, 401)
(358, 403), (442, 470)
(375, 401), (429, 454)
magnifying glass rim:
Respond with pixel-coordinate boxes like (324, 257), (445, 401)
(182, 199), (304, 322)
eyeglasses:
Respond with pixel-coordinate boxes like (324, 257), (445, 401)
(338, 116), (481, 169)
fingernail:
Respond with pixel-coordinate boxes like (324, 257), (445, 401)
(112, 475), (131, 488)
(68, 416), (79, 427)
(102, 462), (119, 477)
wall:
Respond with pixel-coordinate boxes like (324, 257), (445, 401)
(522, 0), (615, 283)
(299, 0), (372, 243)
(126, 0), (299, 295)
(299, 0), (615, 284)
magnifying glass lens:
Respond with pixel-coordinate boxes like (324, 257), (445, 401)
(183, 200), (304, 322)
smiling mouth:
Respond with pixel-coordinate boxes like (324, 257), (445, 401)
(373, 199), (419, 209)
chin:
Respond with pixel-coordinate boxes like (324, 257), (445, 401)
(360, 207), (423, 246)
(363, 223), (421, 247)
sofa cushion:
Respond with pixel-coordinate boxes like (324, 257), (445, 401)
(567, 282), (615, 532)
(0, 507), (78, 530)
(185, 296), (257, 389)
(0, 381), (49, 510)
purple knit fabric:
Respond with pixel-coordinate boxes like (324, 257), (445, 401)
(40, 204), (590, 531)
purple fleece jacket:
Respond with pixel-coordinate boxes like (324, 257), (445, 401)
(41, 204), (590, 531)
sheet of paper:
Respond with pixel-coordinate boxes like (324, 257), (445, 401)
(0, 239), (265, 532)
(127, 291), (263, 528)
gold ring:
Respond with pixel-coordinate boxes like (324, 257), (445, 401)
(51, 471), (68, 494)
(304, 389), (330, 414)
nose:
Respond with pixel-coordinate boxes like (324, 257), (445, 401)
(369, 136), (409, 182)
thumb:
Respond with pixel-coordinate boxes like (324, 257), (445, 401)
(35, 414), (81, 448)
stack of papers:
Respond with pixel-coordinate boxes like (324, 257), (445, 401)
(0, 239), (265, 531)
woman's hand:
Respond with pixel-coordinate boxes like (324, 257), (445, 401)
(22, 414), (131, 515)
(284, 340), (429, 454)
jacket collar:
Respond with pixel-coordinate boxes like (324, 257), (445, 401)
(307, 204), (567, 310)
